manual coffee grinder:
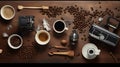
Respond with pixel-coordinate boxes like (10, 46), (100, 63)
(69, 29), (79, 49)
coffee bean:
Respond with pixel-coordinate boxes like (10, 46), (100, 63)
(61, 17), (64, 20)
(115, 8), (117, 10)
(98, 2), (101, 4)
(83, 34), (86, 37)
(81, 37), (84, 40)
(90, 7), (94, 11)
(116, 15), (120, 18)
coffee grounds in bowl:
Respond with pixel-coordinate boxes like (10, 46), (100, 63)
(3, 7), (14, 19)
(10, 36), (21, 47)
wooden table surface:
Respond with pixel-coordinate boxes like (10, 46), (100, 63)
(0, 1), (120, 63)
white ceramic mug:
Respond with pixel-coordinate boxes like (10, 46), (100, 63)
(0, 5), (15, 20)
(35, 30), (50, 45)
(53, 20), (68, 34)
(8, 34), (23, 49)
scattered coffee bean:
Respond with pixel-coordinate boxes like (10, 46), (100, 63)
(61, 17), (64, 20)
(115, 8), (117, 10)
(83, 34), (86, 37)
(118, 9), (120, 12)
(98, 2), (101, 4)
(90, 7), (94, 11)
(81, 37), (84, 40)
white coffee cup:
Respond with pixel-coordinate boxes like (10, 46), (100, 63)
(35, 30), (50, 45)
(53, 20), (68, 34)
(8, 34), (23, 49)
(0, 5), (15, 20)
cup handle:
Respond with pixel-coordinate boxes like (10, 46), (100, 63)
(65, 27), (68, 30)
(95, 49), (101, 55)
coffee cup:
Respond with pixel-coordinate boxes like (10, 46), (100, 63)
(35, 30), (50, 45)
(8, 34), (23, 49)
(53, 20), (68, 34)
(0, 5), (15, 20)
(87, 48), (101, 58)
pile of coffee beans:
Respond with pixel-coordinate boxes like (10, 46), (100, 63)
(64, 5), (92, 33)
(40, 3), (116, 33)
(40, 6), (63, 18)
(18, 46), (36, 59)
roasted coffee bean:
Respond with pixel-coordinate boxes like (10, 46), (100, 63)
(90, 7), (94, 11)
(115, 8), (117, 10)
(118, 9), (120, 12)
(81, 37), (84, 40)
(116, 15), (120, 18)
(40, 5), (116, 34)
(99, 2), (101, 4)
(83, 34), (86, 37)
(61, 17), (64, 20)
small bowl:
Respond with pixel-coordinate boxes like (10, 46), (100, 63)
(8, 34), (23, 49)
(0, 5), (15, 20)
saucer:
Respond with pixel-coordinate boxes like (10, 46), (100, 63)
(82, 43), (98, 60)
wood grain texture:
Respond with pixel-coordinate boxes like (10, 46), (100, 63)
(0, 1), (120, 63)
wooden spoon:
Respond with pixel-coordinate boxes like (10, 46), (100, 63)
(18, 5), (49, 10)
(50, 45), (68, 49)
(48, 50), (74, 57)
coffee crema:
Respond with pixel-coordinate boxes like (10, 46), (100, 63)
(39, 32), (48, 42)
(3, 7), (14, 19)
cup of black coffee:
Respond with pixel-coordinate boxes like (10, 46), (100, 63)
(53, 20), (68, 34)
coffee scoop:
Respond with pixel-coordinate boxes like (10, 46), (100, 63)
(18, 5), (49, 10)
(48, 50), (74, 57)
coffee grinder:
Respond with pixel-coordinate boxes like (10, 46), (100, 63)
(69, 29), (79, 49)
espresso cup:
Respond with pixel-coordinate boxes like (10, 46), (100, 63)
(0, 5), (15, 20)
(53, 20), (68, 34)
(35, 30), (50, 45)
